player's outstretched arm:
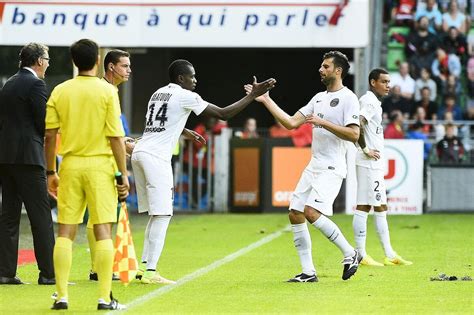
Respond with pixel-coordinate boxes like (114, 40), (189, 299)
(201, 76), (276, 120)
(243, 84), (305, 130)
(306, 115), (360, 142)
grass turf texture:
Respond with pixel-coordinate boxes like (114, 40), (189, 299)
(0, 213), (472, 314)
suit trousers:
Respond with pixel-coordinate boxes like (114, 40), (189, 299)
(0, 164), (55, 279)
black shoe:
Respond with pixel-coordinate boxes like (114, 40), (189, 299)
(89, 272), (98, 281)
(90, 272), (121, 281)
(97, 292), (126, 310)
(0, 276), (24, 285)
(342, 250), (362, 280)
(51, 300), (68, 310)
(287, 273), (318, 283)
(38, 276), (56, 285)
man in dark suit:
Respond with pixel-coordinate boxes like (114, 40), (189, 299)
(0, 43), (55, 285)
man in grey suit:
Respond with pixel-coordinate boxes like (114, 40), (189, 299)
(0, 43), (55, 285)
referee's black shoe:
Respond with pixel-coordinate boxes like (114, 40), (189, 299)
(97, 292), (126, 310)
(51, 299), (68, 310)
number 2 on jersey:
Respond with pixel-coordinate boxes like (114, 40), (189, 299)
(146, 102), (168, 127)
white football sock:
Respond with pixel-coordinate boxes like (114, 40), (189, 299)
(353, 210), (369, 258)
(141, 216), (152, 263)
(146, 215), (171, 271)
(374, 211), (395, 258)
(313, 215), (355, 258)
(291, 223), (316, 276)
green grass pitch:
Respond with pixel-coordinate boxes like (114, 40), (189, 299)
(0, 213), (472, 314)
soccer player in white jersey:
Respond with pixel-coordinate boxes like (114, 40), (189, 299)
(353, 68), (412, 266)
(245, 51), (362, 282)
(131, 59), (276, 284)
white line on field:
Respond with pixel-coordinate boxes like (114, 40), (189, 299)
(113, 225), (289, 313)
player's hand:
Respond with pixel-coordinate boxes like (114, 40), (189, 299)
(117, 175), (130, 201)
(305, 114), (325, 128)
(47, 173), (59, 200)
(246, 76), (276, 99)
(244, 84), (270, 103)
(183, 129), (206, 144)
(124, 137), (136, 156)
(365, 149), (380, 160)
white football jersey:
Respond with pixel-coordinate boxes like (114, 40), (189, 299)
(133, 83), (208, 161)
(355, 91), (384, 170)
(299, 86), (360, 178)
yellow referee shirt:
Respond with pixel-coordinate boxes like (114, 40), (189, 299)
(46, 76), (124, 157)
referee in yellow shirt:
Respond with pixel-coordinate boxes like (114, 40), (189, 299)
(44, 39), (129, 311)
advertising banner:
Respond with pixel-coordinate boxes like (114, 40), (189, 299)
(271, 147), (311, 207)
(0, 0), (369, 47)
(232, 147), (260, 207)
(345, 140), (424, 215)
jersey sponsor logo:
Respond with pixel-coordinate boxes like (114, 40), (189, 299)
(314, 198), (323, 203)
(316, 100), (322, 103)
(328, 166), (335, 170)
(330, 98), (339, 107)
(144, 126), (166, 133)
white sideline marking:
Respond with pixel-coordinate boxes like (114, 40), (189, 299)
(114, 226), (289, 313)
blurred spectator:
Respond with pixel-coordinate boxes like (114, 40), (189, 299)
(442, 0), (468, 34)
(436, 123), (465, 163)
(435, 111), (459, 140)
(406, 16), (440, 76)
(442, 26), (468, 59)
(390, 62), (416, 100)
(467, 56), (474, 100)
(431, 47), (462, 86)
(415, 0), (443, 33)
(269, 119), (294, 138)
(291, 123), (313, 147)
(235, 117), (259, 139)
(391, 0), (417, 25)
(382, 85), (412, 117)
(441, 74), (462, 103)
(414, 86), (439, 119)
(414, 67), (437, 101)
(438, 0), (468, 12)
(384, 110), (406, 139)
(407, 120), (432, 160)
(412, 106), (433, 133)
(438, 94), (463, 120)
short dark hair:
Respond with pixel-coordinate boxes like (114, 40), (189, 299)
(323, 50), (350, 79)
(368, 68), (389, 86)
(168, 59), (193, 82)
(103, 49), (130, 71)
(389, 110), (401, 122)
(19, 43), (49, 68)
(70, 39), (99, 71)
(420, 86), (431, 92)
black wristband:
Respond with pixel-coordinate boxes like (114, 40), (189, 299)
(46, 170), (56, 175)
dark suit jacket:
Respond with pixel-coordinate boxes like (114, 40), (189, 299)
(0, 69), (47, 168)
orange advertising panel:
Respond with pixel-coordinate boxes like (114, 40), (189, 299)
(233, 148), (260, 207)
(272, 147), (311, 207)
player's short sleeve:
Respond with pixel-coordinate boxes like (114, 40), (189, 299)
(181, 91), (208, 116)
(343, 93), (360, 126)
(105, 89), (125, 137)
(298, 96), (316, 116)
(359, 98), (376, 122)
(45, 87), (60, 129)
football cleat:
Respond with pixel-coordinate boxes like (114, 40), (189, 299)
(135, 262), (146, 280)
(97, 292), (126, 311)
(51, 298), (68, 310)
(360, 254), (384, 267)
(342, 249), (362, 280)
(384, 253), (413, 266)
(287, 273), (318, 283)
(141, 271), (176, 284)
